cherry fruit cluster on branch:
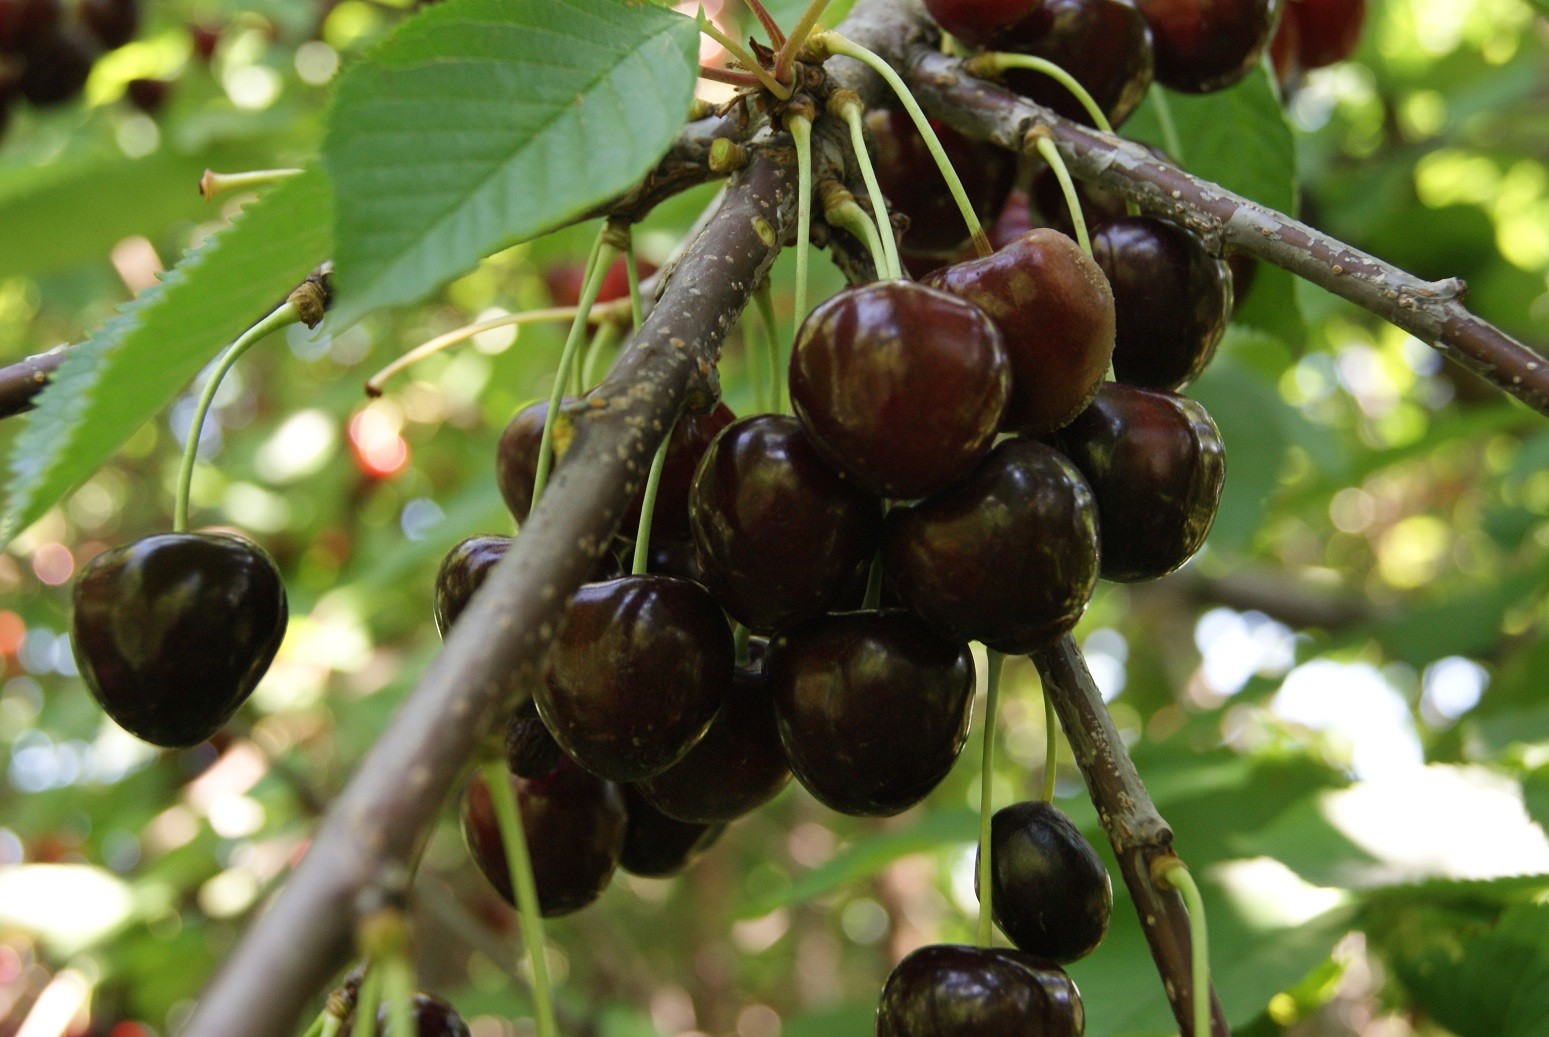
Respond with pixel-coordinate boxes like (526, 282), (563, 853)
(0, 0), (156, 132)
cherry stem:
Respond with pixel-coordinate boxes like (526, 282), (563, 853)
(318, 1013), (342, 1037)
(580, 320), (624, 390)
(353, 965), (382, 1037)
(976, 649), (1005, 948)
(698, 16), (790, 98)
(699, 65), (763, 88)
(1033, 135), (1091, 255)
(1150, 85), (1186, 168)
(743, 0), (785, 47)
(630, 416), (676, 575)
(380, 953), (414, 1037)
(1156, 859), (1210, 1037)
(173, 301), (301, 533)
(480, 760), (558, 1037)
(199, 167), (302, 202)
(972, 53), (1113, 134)
(366, 307), (586, 397)
(862, 552), (883, 610)
(825, 195), (891, 280)
(817, 33), (992, 257)
(733, 623), (751, 664)
(532, 228), (617, 506)
(1042, 691), (1058, 803)
(837, 100), (902, 278)
(754, 283), (782, 414)
(787, 111), (814, 410)
(297, 1009), (326, 1037)
(624, 236), (645, 332)
(774, 0), (833, 84)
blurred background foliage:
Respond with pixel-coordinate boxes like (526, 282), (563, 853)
(0, 0), (1548, 1035)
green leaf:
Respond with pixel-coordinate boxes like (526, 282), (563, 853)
(323, 0), (700, 326)
(1189, 350), (1293, 554)
(1, 170), (332, 544)
(1390, 903), (1549, 1037)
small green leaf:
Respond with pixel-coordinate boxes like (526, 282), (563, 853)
(323, 0), (700, 326)
(1, 170), (332, 544)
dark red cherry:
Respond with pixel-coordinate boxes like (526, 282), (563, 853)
(1056, 382), (1225, 582)
(977, 801), (1112, 962)
(768, 610), (974, 817)
(924, 228), (1115, 436)
(1136, 0), (1281, 93)
(641, 537), (702, 583)
(77, 0), (137, 48)
(868, 109), (1017, 258)
(18, 26), (96, 105)
(998, 0), (1154, 128)
(924, 0), (1038, 46)
(71, 533), (288, 749)
(790, 281), (1010, 499)
(123, 76), (168, 113)
(637, 639), (791, 823)
(504, 700), (562, 779)
(618, 402), (735, 544)
(496, 397), (572, 524)
(689, 415), (883, 633)
(1268, 6), (1300, 86)
(618, 785), (724, 878)
(0, 0), (60, 52)
(433, 534), (617, 634)
(1090, 215), (1232, 390)
(883, 440), (1098, 654)
(341, 994), (472, 1037)
(543, 256), (658, 308)
(989, 189), (1037, 250)
(1291, 0), (1364, 68)
(539, 574), (731, 782)
(876, 944), (1084, 1037)
(461, 758), (625, 916)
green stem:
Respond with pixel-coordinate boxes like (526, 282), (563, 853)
(973, 53), (1113, 133)
(1151, 85), (1185, 167)
(787, 112), (814, 415)
(1158, 861), (1210, 1037)
(699, 15), (790, 98)
(630, 417), (676, 575)
(774, 0), (833, 84)
(580, 321), (623, 390)
(199, 167), (303, 201)
(481, 760), (558, 1037)
(624, 239), (645, 332)
(353, 965), (381, 1037)
(297, 1009), (327, 1037)
(318, 1014), (342, 1037)
(840, 102), (902, 279)
(826, 198), (891, 280)
(174, 301), (300, 533)
(1042, 691), (1058, 804)
(817, 33), (991, 257)
(754, 283), (782, 415)
(976, 650), (1005, 948)
(1034, 135), (1091, 256)
(381, 955), (414, 1037)
(532, 228), (616, 506)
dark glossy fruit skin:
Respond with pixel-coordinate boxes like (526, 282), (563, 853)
(689, 415), (883, 632)
(790, 281), (1011, 499)
(1091, 216), (1232, 391)
(543, 256), (659, 308)
(999, 0), (1154, 128)
(869, 109), (1017, 257)
(433, 534), (617, 634)
(461, 758), (625, 916)
(769, 610), (974, 817)
(505, 699), (562, 778)
(924, 0), (1038, 46)
(1057, 383), (1225, 582)
(884, 440), (1099, 654)
(496, 397), (569, 523)
(1290, 0), (1364, 68)
(978, 801), (1112, 962)
(876, 944), (1084, 1037)
(18, 26), (96, 105)
(924, 229), (1115, 436)
(341, 994), (472, 1037)
(77, 0), (137, 48)
(71, 533), (288, 749)
(638, 640), (791, 823)
(540, 575), (731, 782)
(618, 402), (735, 543)
(618, 784), (724, 877)
(1137, 0), (1280, 93)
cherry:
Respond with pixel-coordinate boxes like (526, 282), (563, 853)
(618, 785), (724, 878)
(637, 639), (791, 823)
(1136, 0), (1281, 93)
(923, 0), (1039, 47)
(123, 76), (168, 114)
(77, 0), (137, 49)
(71, 533), (288, 749)
(1090, 215), (1232, 390)
(876, 944), (1084, 1037)
(989, 189), (1037, 250)
(1289, 0), (1365, 69)
(1056, 382), (1225, 582)
(789, 281), (1011, 499)
(642, 537), (701, 583)
(768, 610), (974, 817)
(539, 574), (730, 782)
(0, 0), (60, 53)
(1268, 7), (1300, 86)
(18, 26), (96, 106)
(978, 800), (1112, 962)
(883, 440), (1099, 654)
(461, 757), (625, 916)
(923, 228), (1115, 435)
(504, 700), (562, 779)
(997, 0), (1155, 128)
(341, 994), (471, 1037)
(432, 534), (617, 634)
(496, 396), (571, 524)
(543, 256), (658, 308)
(868, 109), (1017, 257)
(689, 414), (883, 633)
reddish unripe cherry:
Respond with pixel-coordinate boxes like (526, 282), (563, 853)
(998, 0), (1154, 128)
(790, 281), (1011, 499)
(543, 256), (658, 308)
(1136, 0), (1281, 93)
(923, 0), (1039, 46)
(1090, 215), (1232, 390)
(689, 415), (883, 632)
(868, 109), (1017, 257)
(883, 439), (1099, 654)
(924, 229), (1115, 436)
(1291, 0), (1365, 68)
(1056, 382), (1225, 582)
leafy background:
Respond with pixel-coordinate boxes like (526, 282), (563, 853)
(0, 0), (1547, 1036)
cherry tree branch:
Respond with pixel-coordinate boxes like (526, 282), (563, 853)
(1031, 635), (1230, 1037)
(180, 153), (803, 1037)
(0, 348), (66, 419)
(829, 0), (1549, 417)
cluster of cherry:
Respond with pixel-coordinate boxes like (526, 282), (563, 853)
(0, 0), (149, 133)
